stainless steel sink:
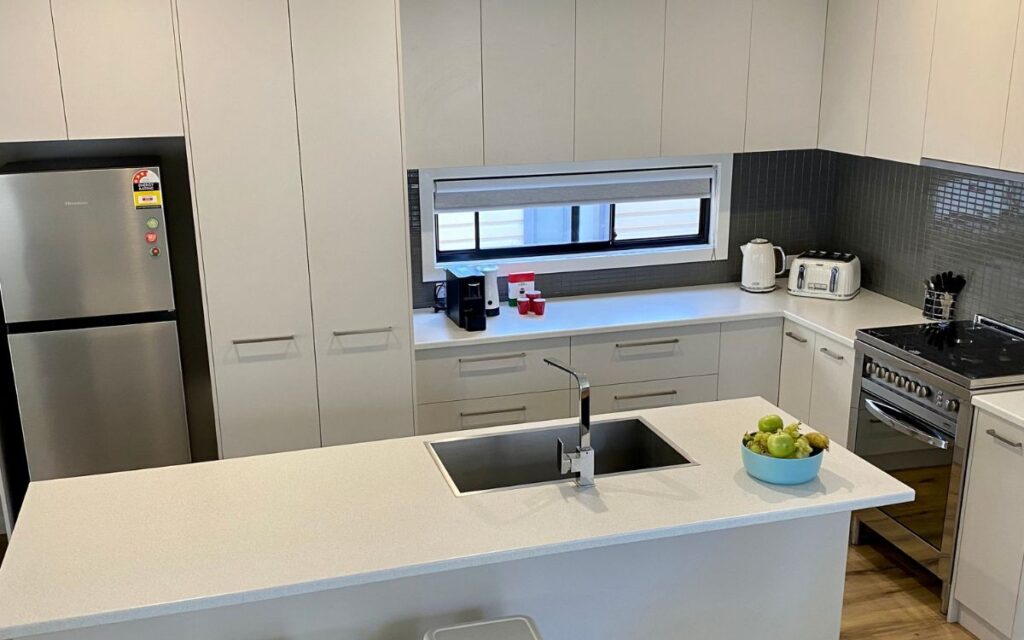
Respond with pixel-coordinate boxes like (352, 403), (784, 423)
(428, 417), (695, 496)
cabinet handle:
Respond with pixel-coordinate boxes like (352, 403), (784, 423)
(333, 326), (392, 336)
(459, 406), (527, 418)
(820, 347), (845, 361)
(986, 428), (1023, 449)
(614, 390), (678, 401)
(615, 338), (680, 349)
(785, 331), (808, 344)
(232, 334), (295, 345)
(458, 352), (527, 364)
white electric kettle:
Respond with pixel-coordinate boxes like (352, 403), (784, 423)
(740, 238), (785, 293)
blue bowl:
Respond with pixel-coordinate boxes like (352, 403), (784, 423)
(740, 442), (823, 485)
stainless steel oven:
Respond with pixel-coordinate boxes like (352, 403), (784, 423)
(850, 340), (974, 613)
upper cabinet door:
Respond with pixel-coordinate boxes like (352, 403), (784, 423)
(1000, 6), (1024, 171)
(745, 0), (828, 152)
(400, 0), (483, 169)
(574, 0), (666, 161)
(481, 0), (575, 165)
(865, 0), (938, 164)
(51, 0), (182, 139)
(661, 0), (752, 156)
(176, 0), (321, 458)
(818, 0), (879, 156)
(923, 0), (1022, 168)
(0, 1), (66, 142)
(290, 0), (416, 446)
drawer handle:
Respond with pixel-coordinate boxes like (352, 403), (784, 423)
(986, 428), (1023, 449)
(333, 326), (392, 336)
(614, 390), (678, 401)
(232, 334), (295, 345)
(458, 352), (527, 365)
(459, 406), (527, 418)
(785, 331), (808, 344)
(615, 338), (680, 349)
(820, 347), (845, 361)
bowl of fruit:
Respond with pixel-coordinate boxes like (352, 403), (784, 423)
(741, 414), (830, 485)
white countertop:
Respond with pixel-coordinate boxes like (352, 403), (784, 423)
(974, 390), (1024, 429)
(414, 281), (926, 350)
(0, 397), (912, 639)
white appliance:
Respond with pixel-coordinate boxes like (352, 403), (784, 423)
(480, 266), (500, 317)
(788, 251), (861, 300)
(740, 238), (785, 293)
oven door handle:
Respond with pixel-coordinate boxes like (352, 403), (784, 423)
(864, 398), (952, 450)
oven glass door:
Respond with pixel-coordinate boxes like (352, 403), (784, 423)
(853, 393), (954, 549)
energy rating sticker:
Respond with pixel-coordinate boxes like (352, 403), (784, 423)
(132, 168), (163, 210)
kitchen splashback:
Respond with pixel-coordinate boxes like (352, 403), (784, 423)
(832, 155), (1024, 327)
(408, 150), (836, 308)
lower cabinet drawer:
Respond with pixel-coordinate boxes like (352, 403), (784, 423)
(575, 375), (719, 416)
(416, 390), (572, 435)
(570, 325), (720, 386)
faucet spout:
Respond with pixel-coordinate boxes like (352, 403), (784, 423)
(544, 357), (594, 487)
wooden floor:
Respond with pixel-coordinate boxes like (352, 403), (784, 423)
(842, 542), (976, 639)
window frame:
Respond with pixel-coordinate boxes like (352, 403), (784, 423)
(434, 199), (712, 263)
(418, 155), (733, 283)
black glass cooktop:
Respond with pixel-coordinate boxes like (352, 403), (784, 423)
(860, 318), (1024, 382)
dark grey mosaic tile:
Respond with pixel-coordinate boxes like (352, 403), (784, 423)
(832, 154), (1024, 327)
(408, 150), (837, 308)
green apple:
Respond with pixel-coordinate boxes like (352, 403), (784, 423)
(767, 432), (796, 458)
(757, 414), (784, 433)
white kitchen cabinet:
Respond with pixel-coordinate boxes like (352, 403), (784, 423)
(808, 334), (856, 447)
(865, 0), (938, 164)
(717, 319), (782, 404)
(1001, 5), (1024, 172)
(481, 0), (574, 165)
(778, 320), (815, 423)
(745, 0), (828, 152)
(416, 339), (571, 404)
(177, 0), (321, 458)
(954, 410), (1024, 639)
(417, 390), (571, 435)
(0, 0), (66, 142)
(290, 0), (415, 447)
(399, 0), (483, 169)
(574, 0), (666, 161)
(923, 0), (1021, 168)
(50, 0), (182, 140)
(585, 376), (720, 416)
(661, 0), (752, 156)
(818, 0), (879, 156)
(570, 325), (721, 387)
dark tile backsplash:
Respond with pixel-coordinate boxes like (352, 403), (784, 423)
(409, 151), (1024, 326)
(408, 150), (837, 308)
(832, 154), (1024, 326)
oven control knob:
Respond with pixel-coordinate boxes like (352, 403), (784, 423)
(896, 376), (908, 389)
(875, 367), (888, 379)
(916, 385), (931, 398)
(906, 381), (920, 394)
(886, 371), (898, 383)
(865, 362), (877, 376)
(944, 399), (960, 412)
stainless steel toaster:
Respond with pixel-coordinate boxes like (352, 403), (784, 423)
(787, 251), (861, 300)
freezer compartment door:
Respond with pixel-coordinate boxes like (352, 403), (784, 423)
(9, 321), (190, 481)
(0, 167), (175, 323)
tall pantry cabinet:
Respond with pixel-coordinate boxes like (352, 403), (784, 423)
(175, 0), (415, 457)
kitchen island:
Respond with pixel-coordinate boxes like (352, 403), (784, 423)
(0, 398), (912, 640)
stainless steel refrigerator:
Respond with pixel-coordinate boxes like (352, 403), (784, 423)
(0, 166), (190, 486)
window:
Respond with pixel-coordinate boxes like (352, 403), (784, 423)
(435, 198), (709, 261)
(419, 156), (733, 281)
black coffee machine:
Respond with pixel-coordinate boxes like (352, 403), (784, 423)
(445, 267), (487, 332)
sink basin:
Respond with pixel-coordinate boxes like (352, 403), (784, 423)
(428, 417), (695, 495)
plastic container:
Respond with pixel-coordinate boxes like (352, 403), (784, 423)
(740, 442), (823, 485)
(516, 298), (531, 315)
(532, 298), (546, 316)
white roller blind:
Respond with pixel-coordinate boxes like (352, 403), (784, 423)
(433, 167), (715, 212)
